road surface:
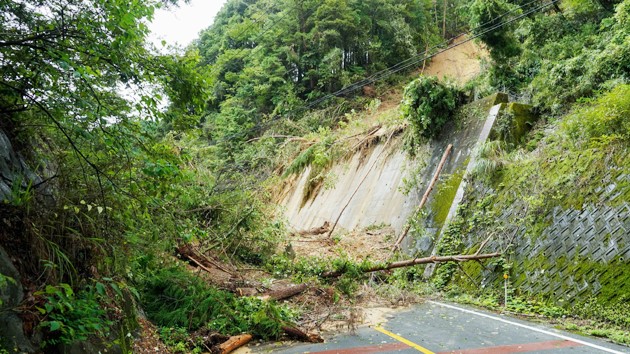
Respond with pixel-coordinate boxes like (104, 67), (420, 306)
(261, 301), (629, 354)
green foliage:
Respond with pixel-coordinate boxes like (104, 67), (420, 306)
(401, 76), (460, 143)
(197, 0), (439, 145)
(139, 266), (296, 339)
(0, 274), (16, 307)
(36, 283), (113, 347)
(562, 84), (630, 144)
(432, 218), (465, 289)
(450, 291), (567, 318)
(158, 327), (205, 354)
(158, 50), (211, 132)
(265, 253), (378, 296)
(472, 140), (508, 179)
(573, 296), (630, 329)
(468, 0), (521, 61)
(470, 0), (630, 112)
(283, 135), (335, 178)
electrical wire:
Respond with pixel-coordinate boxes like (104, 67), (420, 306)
(212, 0), (561, 145)
(303, 0), (559, 110)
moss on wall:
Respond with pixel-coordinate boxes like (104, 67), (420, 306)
(443, 86), (630, 326)
(490, 103), (538, 145)
(429, 169), (465, 232)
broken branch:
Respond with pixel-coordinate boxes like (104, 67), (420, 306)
(322, 252), (501, 278)
(282, 326), (324, 343)
(219, 334), (253, 354)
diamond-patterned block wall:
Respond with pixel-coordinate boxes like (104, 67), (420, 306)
(461, 172), (630, 304)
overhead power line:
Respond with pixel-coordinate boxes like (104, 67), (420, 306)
(303, 0), (543, 107)
(213, 0), (561, 145)
(304, 0), (559, 110)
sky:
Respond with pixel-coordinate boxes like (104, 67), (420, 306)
(149, 0), (228, 48)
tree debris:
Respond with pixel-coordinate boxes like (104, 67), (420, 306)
(258, 283), (308, 301)
(297, 221), (331, 236)
(176, 243), (233, 275)
(219, 334), (253, 354)
(282, 326), (324, 343)
(322, 252), (501, 278)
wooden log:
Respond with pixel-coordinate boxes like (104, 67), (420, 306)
(176, 244), (232, 274)
(258, 283), (308, 301)
(282, 326), (324, 343)
(322, 252), (501, 278)
(219, 334), (253, 354)
(297, 221), (331, 236)
(392, 144), (453, 252)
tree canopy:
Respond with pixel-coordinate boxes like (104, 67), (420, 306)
(196, 0), (440, 143)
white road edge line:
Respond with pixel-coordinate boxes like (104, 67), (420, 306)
(428, 301), (628, 354)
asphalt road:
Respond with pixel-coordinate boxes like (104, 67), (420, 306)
(264, 301), (629, 354)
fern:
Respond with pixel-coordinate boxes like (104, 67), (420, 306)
(139, 267), (295, 339)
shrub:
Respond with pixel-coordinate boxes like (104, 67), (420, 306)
(36, 283), (113, 347)
(401, 76), (460, 141)
(139, 267), (296, 339)
(562, 84), (630, 144)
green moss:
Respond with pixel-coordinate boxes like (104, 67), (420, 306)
(490, 103), (538, 144)
(515, 254), (630, 307)
(430, 169), (465, 231)
(475, 92), (509, 112)
(453, 93), (508, 131)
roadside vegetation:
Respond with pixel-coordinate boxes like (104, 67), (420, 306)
(0, 0), (629, 352)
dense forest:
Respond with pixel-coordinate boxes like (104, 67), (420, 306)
(0, 0), (628, 352)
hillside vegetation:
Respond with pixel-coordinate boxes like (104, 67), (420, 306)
(0, 0), (629, 352)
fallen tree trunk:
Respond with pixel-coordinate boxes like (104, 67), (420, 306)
(282, 326), (324, 343)
(176, 244), (232, 274)
(392, 144), (453, 252)
(322, 252), (501, 278)
(297, 221), (330, 236)
(258, 284), (308, 301)
(219, 334), (253, 354)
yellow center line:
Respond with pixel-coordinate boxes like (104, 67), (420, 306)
(374, 326), (435, 354)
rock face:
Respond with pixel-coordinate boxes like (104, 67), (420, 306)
(1, 129), (37, 352)
(0, 246), (36, 353)
(0, 129), (43, 204)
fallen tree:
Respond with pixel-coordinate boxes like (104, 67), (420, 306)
(322, 252), (501, 278)
(176, 243), (233, 275)
(258, 284), (309, 301)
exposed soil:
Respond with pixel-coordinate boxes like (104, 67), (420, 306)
(132, 317), (172, 354)
(289, 224), (394, 263)
(421, 35), (488, 85)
